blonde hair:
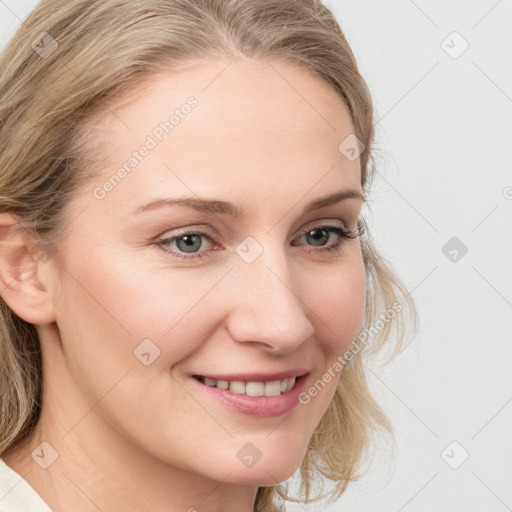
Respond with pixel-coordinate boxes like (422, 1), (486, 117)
(0, 1), (417, 510)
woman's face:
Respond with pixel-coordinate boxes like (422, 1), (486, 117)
(42, 57), (366, 486)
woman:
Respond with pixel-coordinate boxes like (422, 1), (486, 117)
(0, 0), (416, 510)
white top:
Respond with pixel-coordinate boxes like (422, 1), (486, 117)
(0, 458), (53, 511)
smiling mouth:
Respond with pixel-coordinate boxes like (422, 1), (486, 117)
(192, 375), (302, 397)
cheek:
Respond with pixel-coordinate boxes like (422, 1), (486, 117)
(305, 248), (366, 359)
(289, 247), (365, 420)
(52, 257), (224, 453)
(57, 246), (223, 353)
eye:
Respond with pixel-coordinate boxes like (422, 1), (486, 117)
(156, 230), (215, 259)
(155, 221), (364, 260)
(292, 223), (363, 256)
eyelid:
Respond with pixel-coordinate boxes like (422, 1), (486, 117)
(161, 225), (216, 240)
(157, 219), (350, 244)
(299, 218), (347, 234)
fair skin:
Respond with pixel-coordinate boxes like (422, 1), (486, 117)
(0, 57), (365, 512)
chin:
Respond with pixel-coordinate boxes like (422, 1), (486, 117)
(225, 463), (301, 487)
(215, 448), (306, 487)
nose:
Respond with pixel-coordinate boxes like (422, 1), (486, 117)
(225, 245), (315, 353)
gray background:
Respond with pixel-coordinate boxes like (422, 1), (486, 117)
(1, 1), (511, 510)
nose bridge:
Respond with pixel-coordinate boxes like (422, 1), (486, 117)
(227, 239), (315, 350)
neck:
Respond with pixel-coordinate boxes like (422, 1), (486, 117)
(3, 420), (258, 512)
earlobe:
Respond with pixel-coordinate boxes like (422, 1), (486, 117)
(0, 213), (56, 325)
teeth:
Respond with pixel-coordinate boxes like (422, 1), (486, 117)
(199, 376), (298, 396)
(246, 382), (264, 397)
(229, 381), (246, 394)
(264, 380), (282, 397)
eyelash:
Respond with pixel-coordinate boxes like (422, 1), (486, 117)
(155, 222), (365, 260)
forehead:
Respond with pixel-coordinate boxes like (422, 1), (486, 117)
(80, 58), (361, 216)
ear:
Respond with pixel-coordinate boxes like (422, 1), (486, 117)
(0, 213), (57, 325)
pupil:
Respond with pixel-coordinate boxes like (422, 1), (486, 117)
(307, 228), (328, 247)
(177, 235), (201, 253)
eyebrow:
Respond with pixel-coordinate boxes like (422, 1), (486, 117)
(133, 188), (365, 217)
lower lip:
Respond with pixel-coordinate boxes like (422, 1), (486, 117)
(190, 375), (308, 418)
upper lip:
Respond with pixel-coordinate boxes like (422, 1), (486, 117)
(192, 368), (309, 382)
